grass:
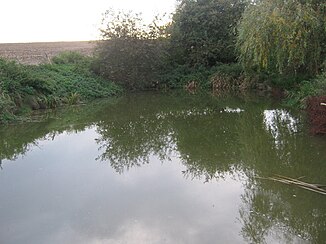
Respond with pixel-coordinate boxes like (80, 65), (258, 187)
(160, 63), (244, 90)
(285, 72), (326, 108)
(0, 52), (122, 123)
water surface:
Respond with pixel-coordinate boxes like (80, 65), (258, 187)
(0, 92), (325, 244)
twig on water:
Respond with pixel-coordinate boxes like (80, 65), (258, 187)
(256, 175), (326, 195)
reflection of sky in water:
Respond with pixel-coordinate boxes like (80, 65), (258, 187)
(155, 107), (245, 119)
(223, 107), (244, 113)
(0, 100), (324, 244)
(156, 108), (215, 119)
(0, 128), (245, 244)
(263, 109), (299, 148)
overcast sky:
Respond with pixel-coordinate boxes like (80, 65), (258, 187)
(0, 0), (176, 43)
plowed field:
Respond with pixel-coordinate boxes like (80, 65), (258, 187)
(0, 41), (96, 65)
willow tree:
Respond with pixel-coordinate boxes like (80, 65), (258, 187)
(237, 0), (325, 76)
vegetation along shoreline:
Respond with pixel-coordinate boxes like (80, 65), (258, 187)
(0, 0), (325, 133)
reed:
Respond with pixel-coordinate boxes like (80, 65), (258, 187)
(256, 174), (326, 195)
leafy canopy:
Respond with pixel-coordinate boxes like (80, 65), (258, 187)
(169, 0), (246, 67)
(237, 0), (326, 76)
(93, 9), (170, 90)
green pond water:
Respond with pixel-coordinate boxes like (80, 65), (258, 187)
(0, 91), (325, 244)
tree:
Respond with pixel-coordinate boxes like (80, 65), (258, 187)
(237, 0), (326, 76)
(169, 0), (246, 67)
(93, 9), (169, 90)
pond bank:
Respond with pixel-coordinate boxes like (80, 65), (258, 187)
(1, 52), (325, 137)
(307, 96), (326, 135)
(0, 53), (122, 123)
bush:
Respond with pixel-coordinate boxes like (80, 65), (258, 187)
(169, 0), (246, 67)
(160, 63), (248, 91)
(286, 72), (326, 108)
(160, 64), (220, 89)
(212, 63), (243, 79)
(210, 63), (248, 91)
(93, 10), (169, 90)
(52, 51), (88, 65)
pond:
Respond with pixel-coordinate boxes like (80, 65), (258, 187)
(0, 91), (325, 244)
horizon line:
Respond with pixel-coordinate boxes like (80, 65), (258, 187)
(0, 40), (99, 45)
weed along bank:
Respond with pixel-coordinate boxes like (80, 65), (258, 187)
(0, 0), (325, 243)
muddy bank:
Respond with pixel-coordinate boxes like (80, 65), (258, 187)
(307, 96), (326, 135)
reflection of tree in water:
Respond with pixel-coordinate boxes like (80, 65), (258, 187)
(237, 107), (326, 244)
(95, 118), (175, 174)
(0, 100), (115, 162)
(239, 183), (326, 243)
(94, 93), (249, 176)
(94, 95), (325, 242)
(93, 93), (184, 173)
(94, 91), (240, 174)
(96, 97), (326, 243)
(173, 109), (243, 182)
(0, 124), (40, 161)
(1, 92), (325, 243)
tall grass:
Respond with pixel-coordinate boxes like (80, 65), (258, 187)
(0, 52), (122, 123)
(286, 72), (326, 108)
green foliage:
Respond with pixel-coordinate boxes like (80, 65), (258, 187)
(169, 0), (246, 67)
(160, 63), (246, 90)
(160, 64), (221, 89)
(0, 53), (122, 123)
(0, 58), (50, 96)
(93, 10), (169, 90)
(210, 63), (248, 91)
(52, 51), (88, 65)
(33, 62), (121, 99)
(0, 92), (16, 122)
(268, 74), (311, 90)
(159, 0), (246, 89)
(66, 92), (81, 105)
(286, 71), (326, 108)
(212, 63), (244, 79)
(237, 0), (325, 76)
(92, 2), (247, 90)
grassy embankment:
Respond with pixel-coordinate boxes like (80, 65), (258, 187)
(0, 52), (122, 123)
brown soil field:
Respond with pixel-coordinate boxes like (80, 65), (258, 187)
(0, 41), (96, 65)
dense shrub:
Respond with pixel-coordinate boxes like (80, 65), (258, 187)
(160, 64), (212, 89)
(93, 10), (169, 90)
(210, 63), (249, 91)
(286, 71), (326, 108)
(160, 63), (247, 91)
(169, 0), (246, 67)
(52, 51), (87, 65)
